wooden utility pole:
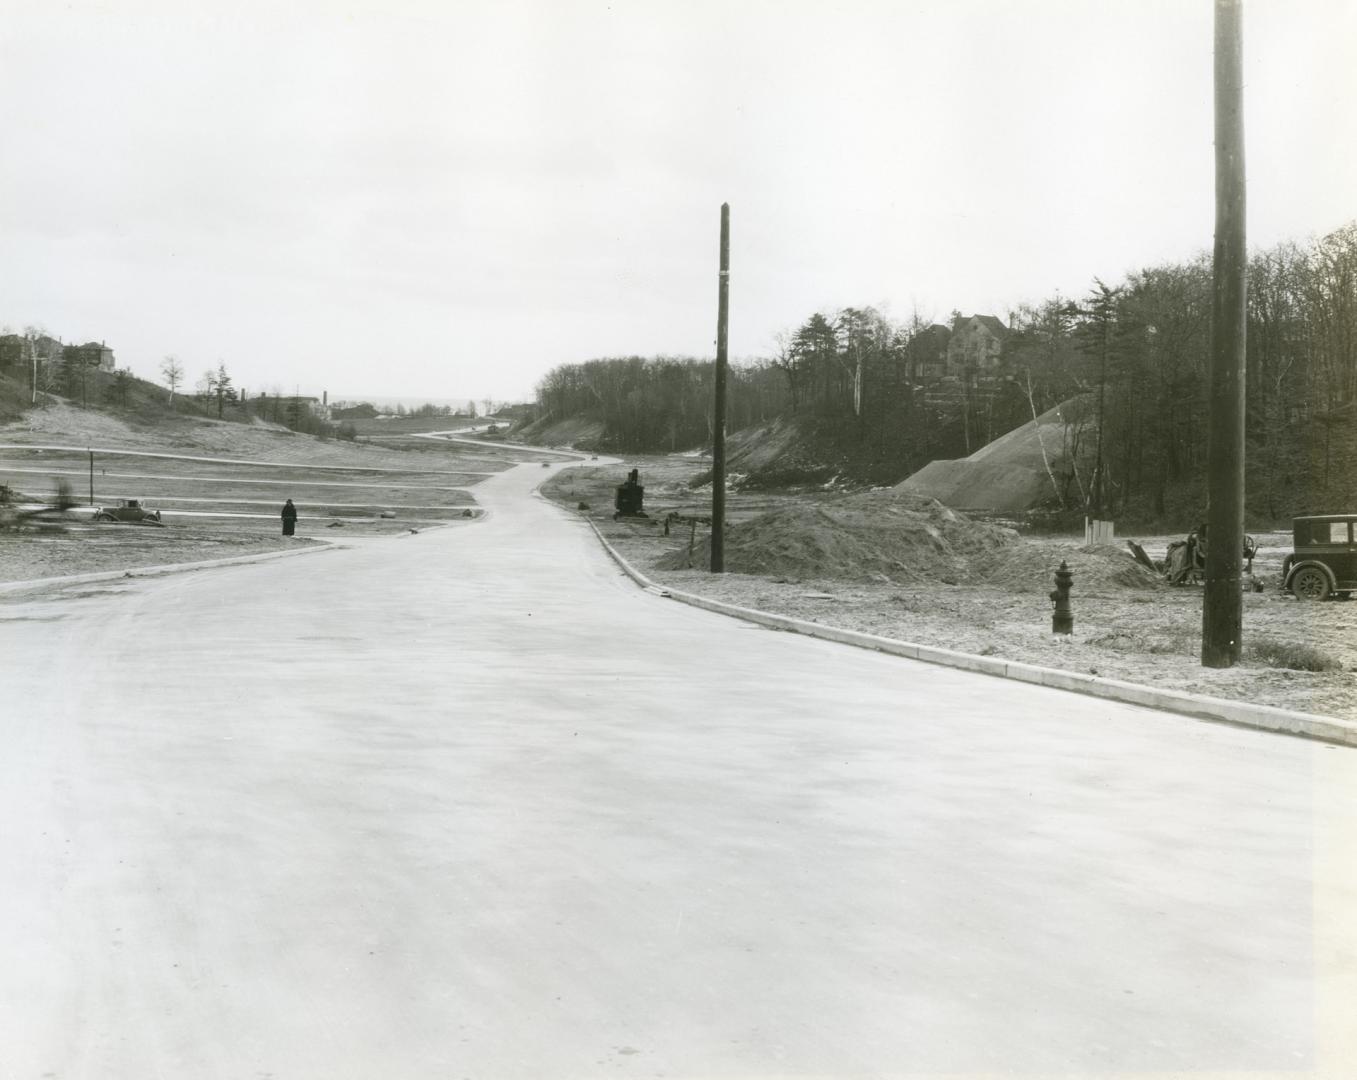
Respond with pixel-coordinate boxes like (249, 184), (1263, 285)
(1202, 0), (1247, 667)
(1092, 316), (1109, 518)
(88, 449), (95, 506)
(711, 203), (730, 573)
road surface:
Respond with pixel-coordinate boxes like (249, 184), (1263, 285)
(3, 460), (1354, 1078)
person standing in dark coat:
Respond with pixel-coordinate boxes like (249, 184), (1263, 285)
(281, 498), (298, 536)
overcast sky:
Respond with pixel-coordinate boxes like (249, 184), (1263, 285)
(2, 0), (1353, 403)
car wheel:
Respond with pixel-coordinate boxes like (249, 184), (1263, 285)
(1291, 566), (1331, 601)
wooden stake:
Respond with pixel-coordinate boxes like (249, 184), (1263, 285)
(1202, 0), (1247, 668)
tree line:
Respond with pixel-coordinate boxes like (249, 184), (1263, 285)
(535, 356), (789, 452)
(1005, 223), (1357, 521)
(532, 222), (1357, 521)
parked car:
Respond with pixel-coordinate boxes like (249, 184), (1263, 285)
(1282, 514), (1357, 600)
(93, 498), (163, 525)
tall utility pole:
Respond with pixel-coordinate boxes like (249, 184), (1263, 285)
(1202, 0), (1247, 667)
(711, 203), (731, 573)
(1091, 322), (1108, 519)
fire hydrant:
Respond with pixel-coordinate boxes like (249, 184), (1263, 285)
(1050, 560), (1074, 635)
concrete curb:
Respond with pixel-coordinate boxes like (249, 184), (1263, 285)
(582, 518), (1357, 748)
(0, 540), (340, 596)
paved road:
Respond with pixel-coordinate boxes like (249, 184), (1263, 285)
(3, 461), (1354, 1079)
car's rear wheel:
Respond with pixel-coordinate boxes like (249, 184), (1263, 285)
(1291, 566), (1331, 601)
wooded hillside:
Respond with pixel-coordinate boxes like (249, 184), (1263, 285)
(529, 223), (1357, 524)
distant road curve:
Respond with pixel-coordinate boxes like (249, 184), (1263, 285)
(409, 429), (598, 458)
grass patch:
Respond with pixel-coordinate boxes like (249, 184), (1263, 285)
(1246, 638), (1344, 672)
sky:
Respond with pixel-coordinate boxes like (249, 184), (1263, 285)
(1, 0), (1354, 404)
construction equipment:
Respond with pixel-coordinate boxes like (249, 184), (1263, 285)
(614, 468), (647, 520)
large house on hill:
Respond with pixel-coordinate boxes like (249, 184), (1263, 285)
(902, 314), (1011, 384)
(0, 333), (66, 371)
(946, 314), (1009, 377)
(63, 341), (116, 372)
(904, 323), (952, 382)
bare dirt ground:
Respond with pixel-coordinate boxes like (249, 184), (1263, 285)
(0, 404), (503, 583)
(544, 458), (1356, 721)
(0, 525), (321, 583)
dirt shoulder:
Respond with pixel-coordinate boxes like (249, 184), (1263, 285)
(543, 459), (1356, 721)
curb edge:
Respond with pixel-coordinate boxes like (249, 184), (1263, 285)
(582, 517), (1357, 748)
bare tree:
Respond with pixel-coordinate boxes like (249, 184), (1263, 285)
(1023, 369), (1064, 507)
(198, 369), (217, 415)
(769, 330), (802, 412)
(23, 325), (49, 402)
(161, 355), (184, 406)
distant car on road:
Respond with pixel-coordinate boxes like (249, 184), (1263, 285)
(93, 498), (163, 525)
(1283, 514), (1357, 600)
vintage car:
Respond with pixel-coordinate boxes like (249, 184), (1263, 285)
(93, 498), (163, 525)
(1282, 514), (1357, 600)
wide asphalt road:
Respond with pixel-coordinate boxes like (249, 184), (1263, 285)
(3, 460), (1354, 1079)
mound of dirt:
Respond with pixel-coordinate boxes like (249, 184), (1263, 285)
(655, 490), (1163, 593)
(656, 492), (1012, 583)
(897, 458), (1051, 512)
(896, 395), (1090, 511)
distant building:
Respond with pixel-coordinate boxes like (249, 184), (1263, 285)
(273, 395), (330, 420)
(0, 333), (66, 372)
(946, 314), (1009, 376)
(903, 323), (952, 382)
(331, 402), (379, 420)
(0, 335), (22, 369)
(62, 341), (116, 372)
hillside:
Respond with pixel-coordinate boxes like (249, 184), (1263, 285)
(510, 412), (606, 449)
(0, 363), (243, 428)
(0, 382), (520, 470)
(897, 399), (1081, 512)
